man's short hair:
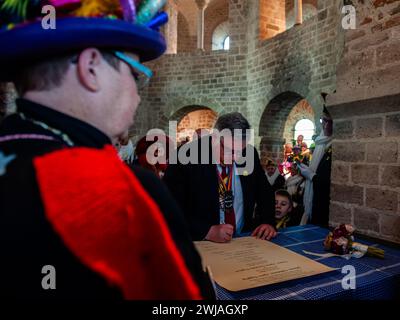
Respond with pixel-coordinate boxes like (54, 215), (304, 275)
(214, 112), (250, 136)
(275, 189), (293, 207)
(13, 50), (120, 96)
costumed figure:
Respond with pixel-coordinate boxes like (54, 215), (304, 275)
(0, 0), (212, 299)
(299, 94), (333, 227)
(284, 162), (305, 222)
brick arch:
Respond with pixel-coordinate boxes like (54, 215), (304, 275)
(158, 96), (225, 132)
(283, 99), (315, 146)
(170, 106), (218, 143)
(170, 105), (214, 122)
(258, 91), (304, 162)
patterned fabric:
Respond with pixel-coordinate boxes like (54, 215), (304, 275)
(218, 165), (236, 233)
(217, 225), (400, 300)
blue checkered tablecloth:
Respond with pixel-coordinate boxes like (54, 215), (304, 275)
(216, 225), (400, 300)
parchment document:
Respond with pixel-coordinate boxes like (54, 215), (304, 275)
(194, 237), (334, 292)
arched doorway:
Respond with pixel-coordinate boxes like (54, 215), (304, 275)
(283, 99), (315, 147)
(259, 92), (315, 163)
(171, 106), (218, 145)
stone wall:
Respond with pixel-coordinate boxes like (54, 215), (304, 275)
(177, 12), (197, 53)
(328, 0), (400, 243)
(137, 0), (343, 148)
(259, 0), (286, 40)
(135, 0), (251, 139)
(250, 0), (344, 161)
(141, 0), (400, 242)
(1, 0), (398, 243)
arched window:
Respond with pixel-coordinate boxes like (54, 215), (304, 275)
(294, 119), (315, 147)
(223, 36), (230, 50)
(212, 21), (229, 51)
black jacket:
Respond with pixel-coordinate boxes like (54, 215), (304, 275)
(268, 174), (286, 192)
(0, 98), (213, 299)
(311, 148), (332, 227)
(164, 136), (275, 241)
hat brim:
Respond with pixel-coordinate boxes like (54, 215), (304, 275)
(0, 17), (166, 81)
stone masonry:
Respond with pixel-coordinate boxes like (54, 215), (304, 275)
(0, 0), (399, 243)
(328, 0), (400, 243)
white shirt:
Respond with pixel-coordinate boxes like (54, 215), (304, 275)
(217, 163), (244, 236)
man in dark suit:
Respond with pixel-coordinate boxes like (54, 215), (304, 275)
(164, 112), (276, 243)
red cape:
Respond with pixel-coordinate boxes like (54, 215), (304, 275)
(34, 146), (202, 299)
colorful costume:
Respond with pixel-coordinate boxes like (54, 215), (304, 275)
(0, 0), (210, 299)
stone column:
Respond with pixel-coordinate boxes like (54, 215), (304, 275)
(295, 0), (303, 25)
(164, 1), (178, 54)
(195, 0), (209, 50)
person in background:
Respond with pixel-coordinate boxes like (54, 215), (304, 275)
(133, 135), (170, 178)
(284, 142), (293, 161)
(274, 190), (301, 229)
(285, 163), (305, 223)
(299, 94), (333, 227)
(300, 142), (310, 166)
(296, 135), (304, 148)
(263, 159), (285, 192)
(164, 112), (276, 243)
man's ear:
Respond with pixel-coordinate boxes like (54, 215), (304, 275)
(76, 48), (103, 92)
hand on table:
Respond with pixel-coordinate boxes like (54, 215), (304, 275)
(205, 224), (234, 243)
(251, 224), (277, 240)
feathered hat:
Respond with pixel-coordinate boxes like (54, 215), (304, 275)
(0, 0), (168, 80)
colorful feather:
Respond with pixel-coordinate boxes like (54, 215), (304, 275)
(1, 0), (41, 20)
(119, 0), (135, 22)
(48, 0), (81, 11)
(73, 0), (121, 17)
(136, 0), (165, 25)
(146, 10), (167, 30)
(0, 0), (168, 27)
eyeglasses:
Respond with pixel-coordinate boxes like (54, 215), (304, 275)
(70, 50), (153, 90)
(113, 51), (153, 90)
